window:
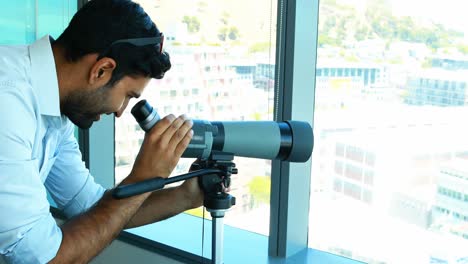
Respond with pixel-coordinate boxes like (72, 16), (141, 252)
(309, 0), (468, 263)
(115, 0), (277, 250)
(0, 0), (76, 45)
(86, 0), (367, 262)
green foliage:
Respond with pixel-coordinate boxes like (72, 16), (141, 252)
(252, 112), (262, 121)
(318, 34), (337, 47)
(228, 26), (239, 41)
(318, 0), (463, 51)
(249, 42), (270, 53)
(220, 11), (230, 26)
(196, 1), (207, 13)
(218, 26), (240, 42)
(344, 54), (359, 62)
(457, 44), (468, 55)
(216, 11), (240, 43)
(248, 176), (271, 205)
(354, 25), (369, 41)
(421, 57), (432, 68)
(388, 57), (403, 64)
(182, 16), (201, 33)
(218, 27), (228, 41)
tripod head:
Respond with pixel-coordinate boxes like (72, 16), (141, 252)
(191, 151), (237, 212)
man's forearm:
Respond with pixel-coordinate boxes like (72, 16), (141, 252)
(125, 186), (193, 229)
(49, 190), (150, 264)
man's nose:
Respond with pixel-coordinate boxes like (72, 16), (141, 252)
(115, 99), (130, 117)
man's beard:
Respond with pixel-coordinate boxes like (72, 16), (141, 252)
(61, 85), (111, 129)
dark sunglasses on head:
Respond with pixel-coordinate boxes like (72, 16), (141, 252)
(99, 32), (164, 58)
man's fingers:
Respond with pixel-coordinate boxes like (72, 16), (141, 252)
(168, 117), (193, 149)
(145, 114), (193, 157)
(147, 114), (176, 139)
(147, 114), (190, 145)
(174, 129), (194, 157)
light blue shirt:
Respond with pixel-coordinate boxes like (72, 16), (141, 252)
(0, 36), (106, 263)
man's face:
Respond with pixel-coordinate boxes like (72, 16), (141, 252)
(61, 76), (150, 129)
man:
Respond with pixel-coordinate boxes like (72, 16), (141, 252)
(0, 0), (203, 263)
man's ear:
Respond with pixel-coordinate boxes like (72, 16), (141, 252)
(89, 57), (116, 86)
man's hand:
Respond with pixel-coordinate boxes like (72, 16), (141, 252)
(179, 176), (204, 209)
(123, 159), (204, 229)
(128, 114), (193, 183)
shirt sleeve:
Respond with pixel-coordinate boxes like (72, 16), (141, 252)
(45, 120), (106, 219)
(0, 86), (62, 263)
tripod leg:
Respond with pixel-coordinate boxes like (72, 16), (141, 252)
(210, 210), (225, 264)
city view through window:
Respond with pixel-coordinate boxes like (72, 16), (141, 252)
(114, 0), (468, 263)
(308, 0), (468, 263)
(115, 0), (277, 235)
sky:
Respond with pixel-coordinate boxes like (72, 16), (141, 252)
(389, 0), (467, 35)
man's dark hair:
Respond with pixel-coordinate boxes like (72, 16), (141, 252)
(54, 0), (171, 86)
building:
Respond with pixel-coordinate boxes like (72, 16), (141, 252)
(404, 69), (468, 106)
(431, 55), (468, 71)
(315, 62), (387, 87)
(433, 158), (468, 239)
(314, 105), (468, 215)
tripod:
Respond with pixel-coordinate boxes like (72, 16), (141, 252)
(113, 151), (237, 264)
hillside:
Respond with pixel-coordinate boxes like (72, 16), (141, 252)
(318, 0), (466, 53)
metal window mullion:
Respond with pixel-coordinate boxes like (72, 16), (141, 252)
(269, 0), (319, 258)
(79, 114), (115, 189)
(89, 115), (115, 189)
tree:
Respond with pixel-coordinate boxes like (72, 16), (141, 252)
(354, 25), (369, 41)
(182, 16), (200, 33)
(249, 42), (270, 53)
(248, 176), (271, 205)
(457, 44), (468, 55)
(196, 1), (207, 13)
(318, 35), (337, 47)
(228, 26), (239, 41)
(321, 16), (337, 35)
(217, 12), (240, 42)
(217, 27), (228, 41)
(220, 11), (230, 26)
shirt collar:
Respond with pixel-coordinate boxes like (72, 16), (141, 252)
(29, 35), (61, 117)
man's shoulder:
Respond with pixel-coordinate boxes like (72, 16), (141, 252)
(0, 44), (29, 61)
(0, 44), (31, 85)
(0, 44), (36, 110)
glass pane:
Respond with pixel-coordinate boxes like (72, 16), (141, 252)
(115, 0), (277, 236)
(0, 0), (77, 208)
(0, 0), (76, 44)
(309, 0), (468, 263)
(37, 0), (77, 39)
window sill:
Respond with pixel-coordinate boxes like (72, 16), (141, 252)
(122, 213), (364, 264)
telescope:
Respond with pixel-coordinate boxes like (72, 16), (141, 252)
(131, 99), (314, 162)
(114, 100), (314, 264)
